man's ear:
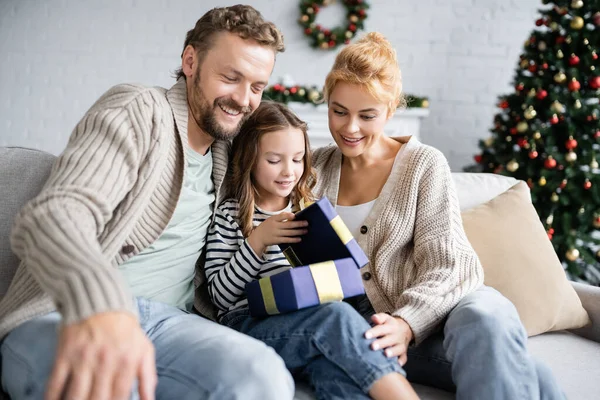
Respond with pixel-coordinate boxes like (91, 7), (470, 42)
(181, 45), (196, 78)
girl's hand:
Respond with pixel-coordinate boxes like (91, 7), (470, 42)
(247, 212), (308, 256)
(365, 313), (414, 366)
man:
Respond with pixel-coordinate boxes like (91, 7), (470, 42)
(0, 5), (294, 400)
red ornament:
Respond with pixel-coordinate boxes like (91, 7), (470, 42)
(528, 64), (537, 73)
(273, 83), (282, 91)
(545, 157), (557, 169)
(328, 40), (335, 47)
(548, 232), (553, 240)
(589, 76), (600, 90)
(529, 150), (539, 159)
(290, 86), (298, 94)
(594, 12), (600, 26)
(344, 39), (350, 44)
(568, 79), (581, 91)
(565, 138), (578, 150)
(536, 89), (548, 100)
(560, 180), (567, 189)
(359, 9), (366, 17)
(595, 131), (600, 139)
(569, 55), (580, 66)
(517, 138), (528, 148)
(349, 24), (357, 32)
(550, 115), (559, 124)
(548, 228), (555, 235)
(499, 100), (509, 109)
(510, 127), (518, 135)
(323, 29), (331, 36)
(542, 62), (549, 69)
(474, 155), (483, 163)
(593, 52), (598, 61)
(313, 5), (320, 12)
(515, 83), (524, 91)
(584, 180), (592, 190)
(535, 18), (544, 26)
(556, 36), (566, 44)
(304, 28), (312, 34)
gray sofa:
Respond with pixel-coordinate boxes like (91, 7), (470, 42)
(1, 147), (600, 399)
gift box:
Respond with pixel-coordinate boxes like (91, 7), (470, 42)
(246, 197), (369, 317)
(279, 197), (369, 269)
(246, 258), (365, 317)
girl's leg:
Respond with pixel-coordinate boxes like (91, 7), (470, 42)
(222, 302), (417, 399)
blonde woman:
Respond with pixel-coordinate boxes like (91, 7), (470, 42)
(313, 32), (565, 399)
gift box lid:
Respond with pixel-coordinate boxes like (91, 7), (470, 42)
(279, 197), (369, 268)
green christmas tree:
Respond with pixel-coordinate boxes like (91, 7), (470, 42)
(471, 0), (600, 285)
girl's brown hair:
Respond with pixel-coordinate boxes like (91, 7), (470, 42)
(230, 101), (316, 237)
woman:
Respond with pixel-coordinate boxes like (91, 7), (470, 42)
(313, 32), (565, 399)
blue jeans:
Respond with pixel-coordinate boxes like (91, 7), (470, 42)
(221, 301), (405, 400)
(1, 297), (294, 400)
(351, 286), (565, 400)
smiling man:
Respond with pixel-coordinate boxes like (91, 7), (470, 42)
(0, 5), (294, 400)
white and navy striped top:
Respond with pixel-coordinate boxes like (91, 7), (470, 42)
(205, 198), (293, 319)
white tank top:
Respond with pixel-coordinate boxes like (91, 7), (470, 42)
(335, 199), (377, 238)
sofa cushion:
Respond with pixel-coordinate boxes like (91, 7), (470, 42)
(0, 147), (56, 299)
(452, 172), (519, 211)
(528, 331), (600, 400)
(461, 181), (590, 336)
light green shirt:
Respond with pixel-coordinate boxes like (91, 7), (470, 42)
(119, 147), (215, 311)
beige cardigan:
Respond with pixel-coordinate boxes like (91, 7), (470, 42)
(0, 79), (230, 339)
(312, 137), (484, 344)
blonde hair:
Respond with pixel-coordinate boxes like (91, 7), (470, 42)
(323, 32), (406, 115)
(230, 101), (316, 237)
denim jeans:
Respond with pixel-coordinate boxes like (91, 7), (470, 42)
(221, 301), (405, 400)
(351, 286), (565, 400)
(1, 297), (294, 400)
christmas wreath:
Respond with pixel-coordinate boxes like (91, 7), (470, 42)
(298, 0), (369, 50)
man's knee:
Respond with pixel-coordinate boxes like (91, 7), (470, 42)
(1, 313), (60, 399)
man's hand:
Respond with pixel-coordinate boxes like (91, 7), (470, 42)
(247, 212), (308, 256)
(46, 312), (157, 400)
(365, 313), (414, 366)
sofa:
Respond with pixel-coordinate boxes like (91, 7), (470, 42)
(1, 146), (600, 400)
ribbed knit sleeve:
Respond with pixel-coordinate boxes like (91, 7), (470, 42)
(9, 84), (165, 325)
(392, 150), (484, 344)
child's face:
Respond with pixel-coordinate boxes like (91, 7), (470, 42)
(253, 127), (306, 207)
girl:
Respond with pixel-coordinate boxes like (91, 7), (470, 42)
(312, 32), (564, 399)
(205, 101), (418, 400)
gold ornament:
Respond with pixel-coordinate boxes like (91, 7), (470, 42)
(571, 0), (584, 8)
(551, 101), (565, 113)
(557, 49), (564, 59)
(284, 89), (290, 95)
(527, 88), (536, 97)
(484, 137), (494, 147)
(524, 107), (537, 120)
(345, 31), (353, 39)
(317, 33), (325, 40)
(300, 15), (309, 22)
(551, 192), (559, 202)
(507, 159), (519, 172)
(520, 59), (529, 69)
(350, 15), (359, 23)
(307, 89), (320, 102)
(583, 38), (589, 45)
(539, 176), (547, 186)
(298, 88), (306, 96)
(554, 72), (566, 83)
(591, 159), (599, 169)
(421, 100), (429, 108)
(306, 7), (314, 14)
(570, 16), (584, 30)
(566, 248), (580, 261)
(591, 66), (596, 71)
(566, 151), (578, 162)
(566, 36), (572, 44)
(533, 131), (542, 140)
(550, 22), (559, 31)
(538, 41), (547, 51)
(320, 42), (329, 49)
(574, 99), (582, 109)
(579, 207), (585, 214)
(505, 136), (512, 142)
(517, 121), (529, 133)
(547, 214), (554, 225)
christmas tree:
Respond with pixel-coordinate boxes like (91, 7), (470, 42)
(471, 0), (600, 285)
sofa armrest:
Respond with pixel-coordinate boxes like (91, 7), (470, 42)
(569, 281), (600, 343)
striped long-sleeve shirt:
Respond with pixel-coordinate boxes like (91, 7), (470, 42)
(205, 199), (292, 319)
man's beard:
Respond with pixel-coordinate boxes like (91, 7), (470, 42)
(189, 71), (253, 141)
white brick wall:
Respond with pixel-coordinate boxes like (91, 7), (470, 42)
(0, 0), (540, 170)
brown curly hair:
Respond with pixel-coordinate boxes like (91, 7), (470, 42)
(174, 5), (285, 80)
(230, 101), (316, 237)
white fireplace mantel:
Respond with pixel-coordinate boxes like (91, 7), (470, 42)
(287, 103), (430, 149)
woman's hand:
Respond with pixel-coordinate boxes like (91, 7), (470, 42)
(247, 212), (308, 257)
(365, 314), (414, 366)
